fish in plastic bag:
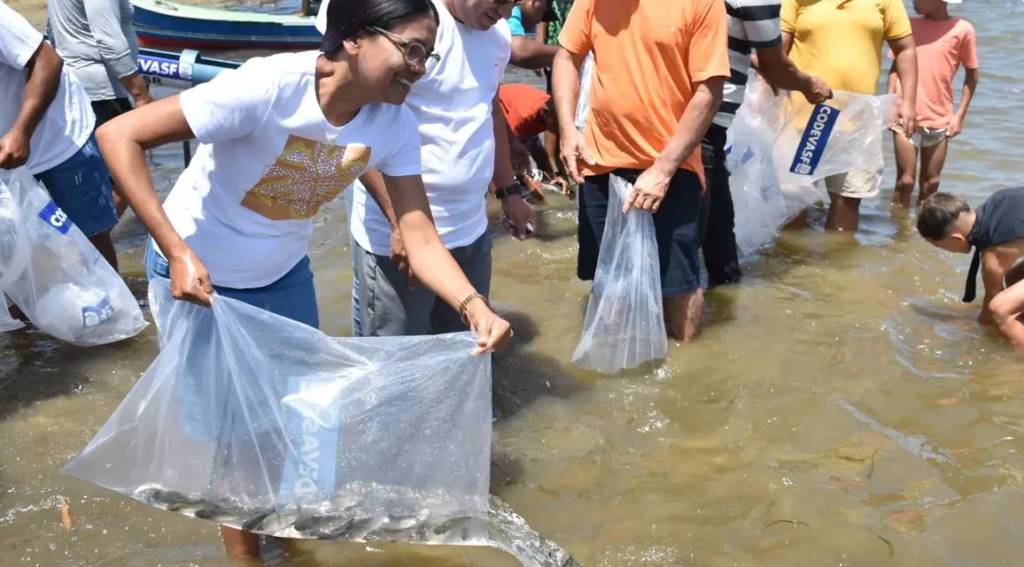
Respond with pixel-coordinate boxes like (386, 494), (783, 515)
(572, 175), (667, 374)
(64, 279), (493, 540)
(726, 78), (897, 255)
(0, 168), (146, 345)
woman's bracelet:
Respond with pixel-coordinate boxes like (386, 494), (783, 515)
(458, 292), (488, 324)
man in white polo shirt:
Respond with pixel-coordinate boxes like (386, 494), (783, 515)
(318, 0), (537, 337)
(0, 0), (120, 269)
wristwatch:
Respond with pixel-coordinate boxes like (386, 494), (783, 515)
(494, 182), (523, 200)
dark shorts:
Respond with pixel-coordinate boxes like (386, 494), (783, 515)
(91, 97), (133, 127)
(34, 134), (118, 237)
(578, 168), (704, 297)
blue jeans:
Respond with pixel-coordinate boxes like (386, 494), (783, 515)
(34, 134), (117, 237)
(144, 241), (319, 329)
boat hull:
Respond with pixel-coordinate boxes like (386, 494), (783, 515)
(132, 0), (321, 50)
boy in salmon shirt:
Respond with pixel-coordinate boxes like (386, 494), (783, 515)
(552, 0), (729, 342)
(890, 0), (979, 207)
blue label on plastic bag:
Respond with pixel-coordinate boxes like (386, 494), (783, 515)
(279, 378), (339, 503)
(38, 201), (71, 234)
(789, 103), (840, 176)
(82, 296), (113, 328)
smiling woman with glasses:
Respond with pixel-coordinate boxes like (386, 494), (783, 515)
(370, 25), (442, 72)
(90, 0), (515, 561)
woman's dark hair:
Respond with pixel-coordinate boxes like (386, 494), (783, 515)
(918, 192), (971, 240)
(321, 0), (439, 55)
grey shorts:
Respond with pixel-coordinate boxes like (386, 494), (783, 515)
(351, 232), (493, 337)
(893, 125), (948, 148)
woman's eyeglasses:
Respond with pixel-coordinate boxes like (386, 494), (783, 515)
(369, 26), (441, 73)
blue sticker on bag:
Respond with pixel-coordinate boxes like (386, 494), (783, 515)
(82, 296), (113, 328)
(278, 377), (340, 504)
(38, 201), (72, 234)
(789, 103), (840, 176)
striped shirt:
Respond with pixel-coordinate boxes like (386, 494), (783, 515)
(713, 0), (782, 128)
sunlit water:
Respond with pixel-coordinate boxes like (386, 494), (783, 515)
(5, 1), (1024, 565)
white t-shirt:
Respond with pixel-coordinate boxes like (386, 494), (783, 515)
(164, 50), (422, 288)
(342, 0), (511, 255)
(0, 0), (94, 174)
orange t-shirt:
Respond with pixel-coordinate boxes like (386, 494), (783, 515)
(558, 0), (729, 181)
(912, 17), (979, 129)
(498, 83), (552, 140)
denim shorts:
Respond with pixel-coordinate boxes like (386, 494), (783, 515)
(34, 134), (118, 237)
(578, 169), (704, 297)
(144, 241), (319, 329)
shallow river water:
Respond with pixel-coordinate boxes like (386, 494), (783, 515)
(4, 1), (1024, 566)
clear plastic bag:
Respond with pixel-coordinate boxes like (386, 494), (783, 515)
(572, 175), (667, 374)
(726, 78), (897, 255)
(0, 296), (23, 333)
(0, 185), (25, 333)
(574, 53), (594, 132)
(0, 169), (146, 345)
(64, 280), (493, 540)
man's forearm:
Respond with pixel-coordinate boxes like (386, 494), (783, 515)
(119, 72), (151, 102)
(510, 39), (559, 69)
(654, 79), (723, 173)
(491, 97), (517, 189)
(893, 43), (918, 106)
(359, 170), (399, 230)
(758, 59), (813, 93)
(756, 46), (814, 93)
(552, 48), (582, 136)
(13, 42), (63, 139)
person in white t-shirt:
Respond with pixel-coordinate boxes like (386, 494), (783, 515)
(94, 0), (513, 560)
(0, 0), (120, 268)
(318, 0), (537, 338)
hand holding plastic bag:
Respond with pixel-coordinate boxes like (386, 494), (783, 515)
(726, 78), (896, 255)
(0, 169), (146, 345)
(65, 280), (492, 539)
(573, 175), (667, 374)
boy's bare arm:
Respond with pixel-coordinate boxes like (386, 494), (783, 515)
(949, 68), (979, 138)
(980, 251), (1005, 325)
(980, 246), (1024, 324)
(988, 280), (1024, 351)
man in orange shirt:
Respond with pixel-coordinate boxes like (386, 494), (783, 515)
(552, 0), (729, 342)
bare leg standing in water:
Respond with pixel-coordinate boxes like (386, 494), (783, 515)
(918, 136), (949, 202)
(891, 128), (919, 208)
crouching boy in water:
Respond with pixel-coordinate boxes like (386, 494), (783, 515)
(918, 190), (1024, 349)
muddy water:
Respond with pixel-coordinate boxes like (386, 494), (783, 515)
(4, 1), (1024, 565)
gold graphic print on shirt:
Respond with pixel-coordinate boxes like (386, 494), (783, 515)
(241, 135), (371, 221)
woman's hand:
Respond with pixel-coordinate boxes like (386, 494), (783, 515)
(167, 246), (214, 306)
(465, 297), (513, 355)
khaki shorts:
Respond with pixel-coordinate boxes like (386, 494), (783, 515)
(814, 168), (883, 199)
